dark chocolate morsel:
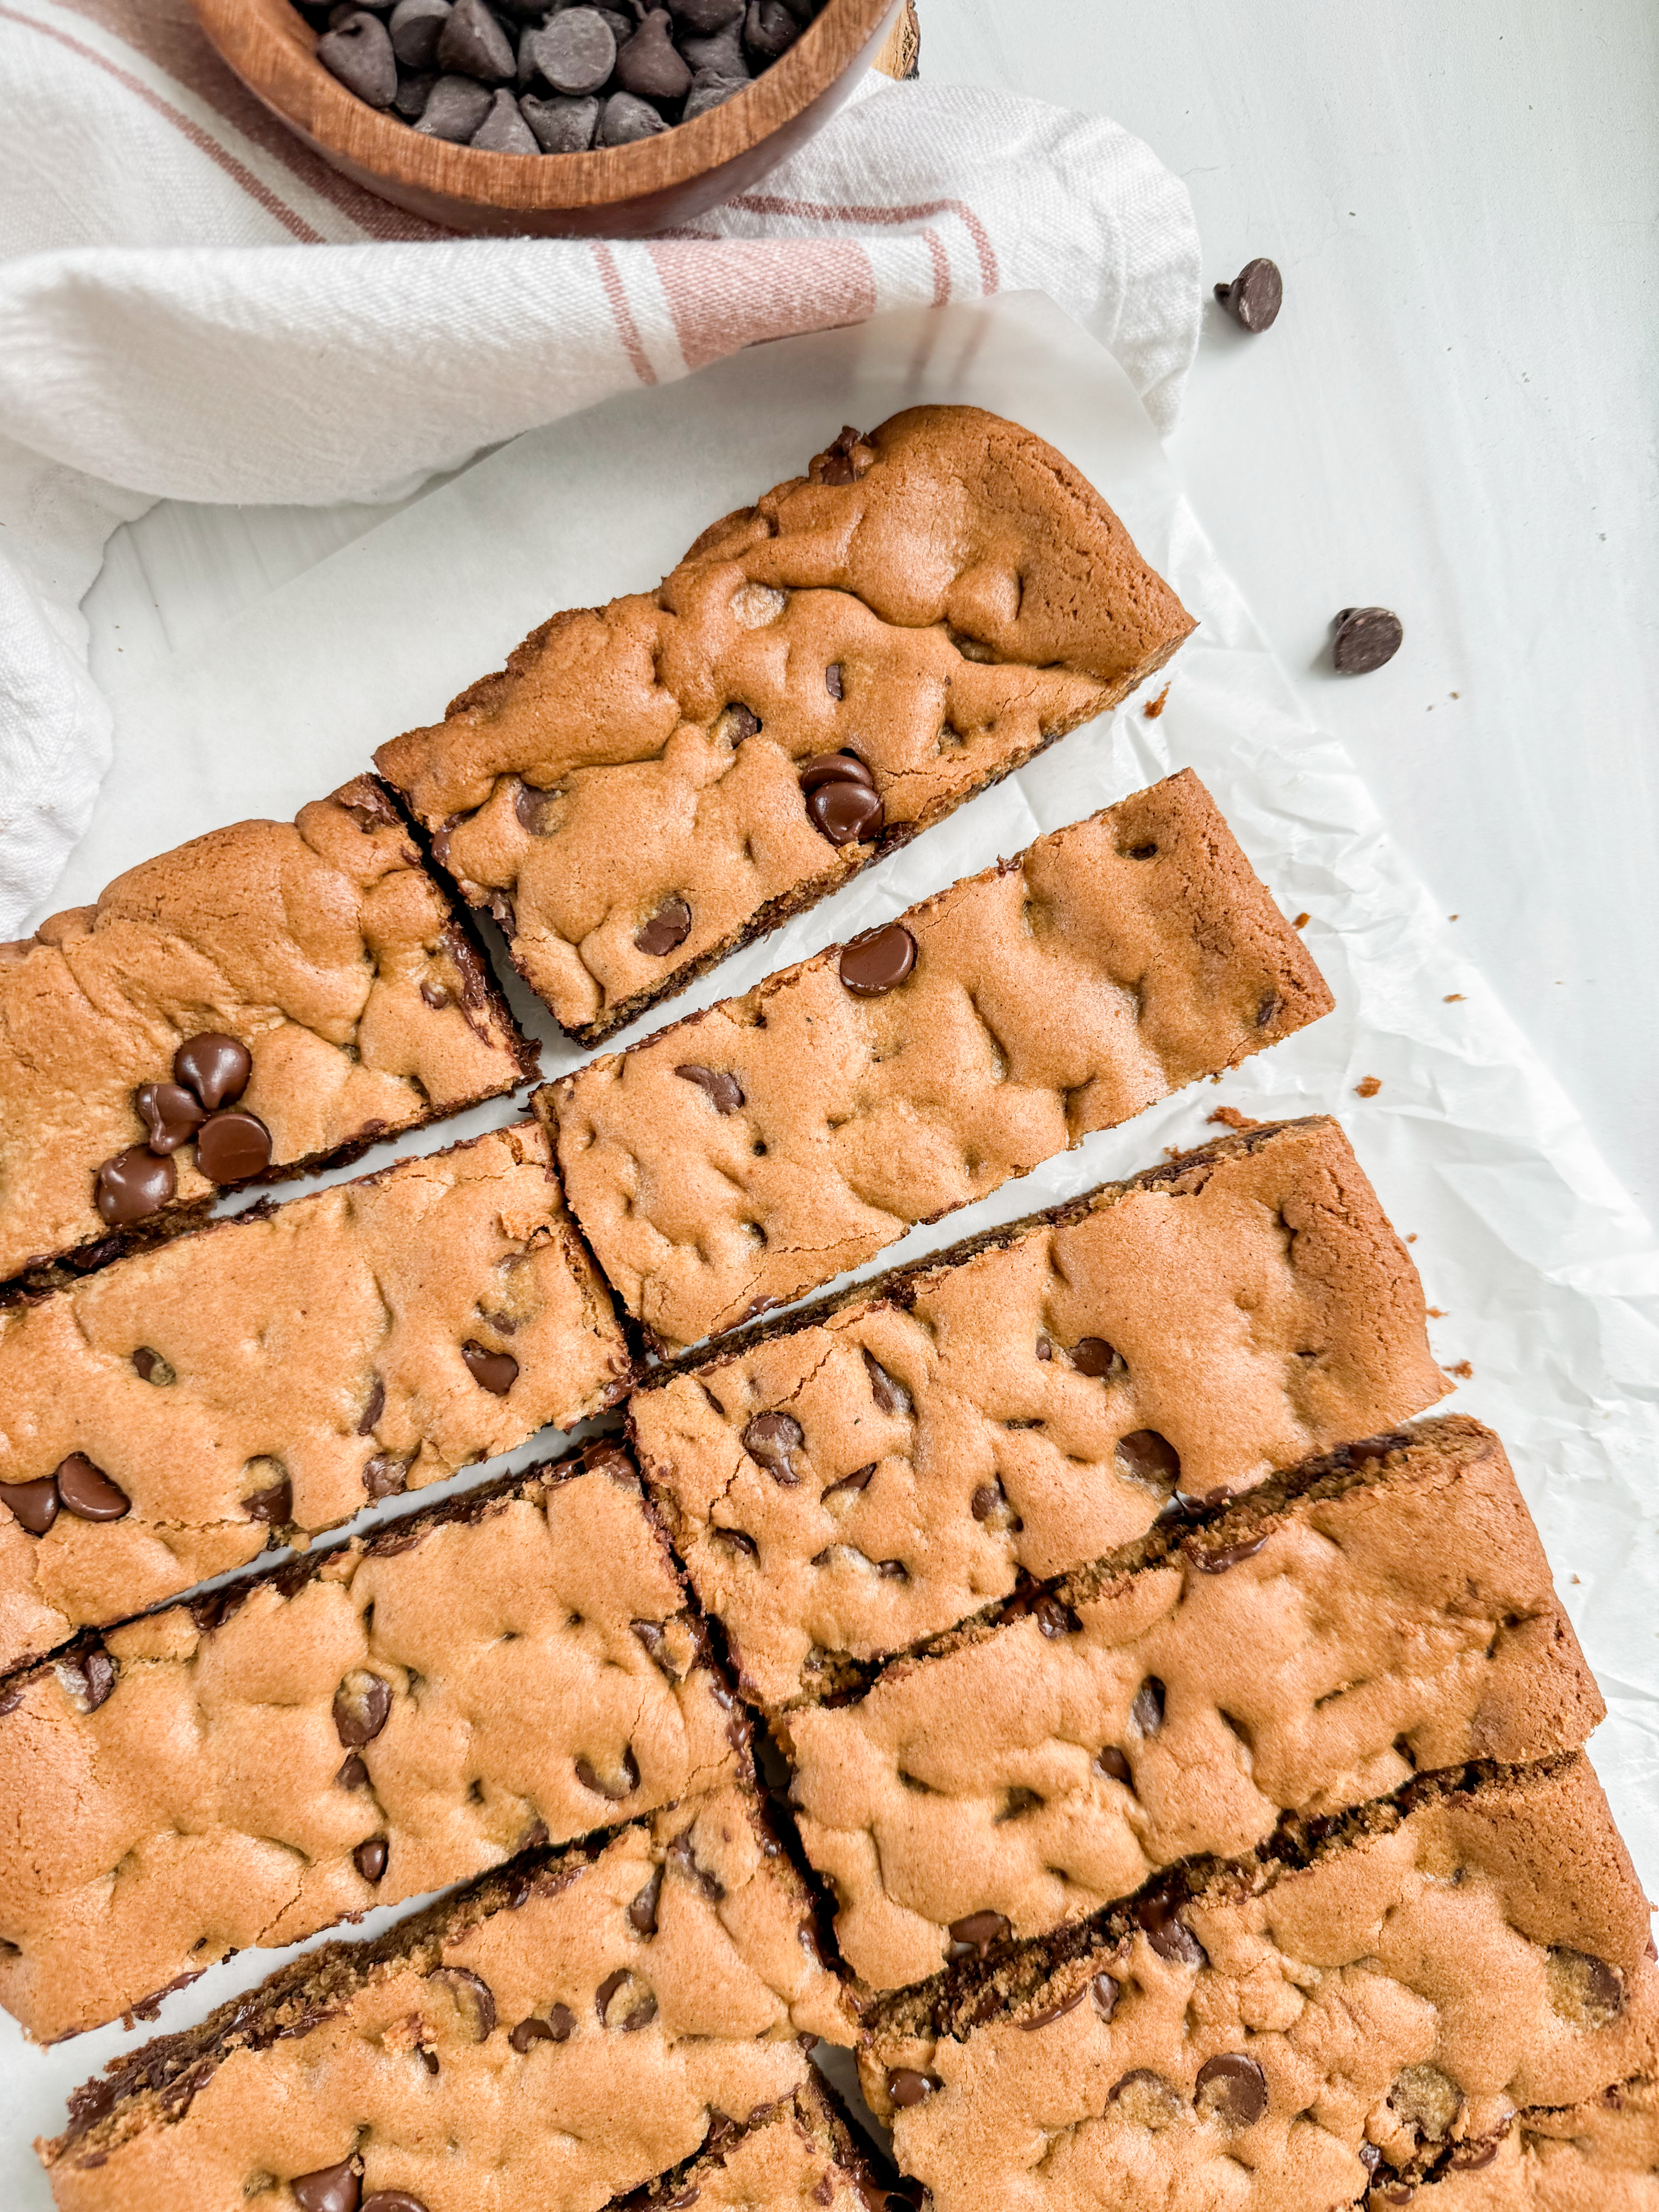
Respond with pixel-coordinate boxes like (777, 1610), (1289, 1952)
(80, 1647), (117, 1711)
(363, 1452), (410, 1500)
(520, 91), (599, 150)
(862, 1349), (911, 1415)
(354, 1836), (389, 1882)
(887, 2069), (941, 2108)
(546, 2000), (575, 2040)
(134, 1081), (207, 1154)
(575, 1744), (641, 1800)
(96, 1145), (177, 1226)
(361, 2194), (431, 2212)
(336, 1753), (371, 1789)
(824, 662), (845, 699)
(414, 72), (493, 138)
(56, 1454), (132, 1522)
(1333, 605), (1405, 675)
(426, 1966), (496, 2041)
(675, 1064), (745, 1114)
(291, 2162), (362, 2212)
(744, 0), (799, 62)
(174, 1032), (253, 1111)
(1019, 1985), (1085, 2031)
(807, 778), (883, 847)
(333, 1669), (392, 1747)
(1214, 257), (1283, 332)
(388, 0), (451, 69)
(1094, 1746), (1132, 1784)
(742, 1411), (804, 1482)
(510, 2015), (555, 2051)
(1131, 1676), (1166, 1734)
(196, 1109), (272, 1185)
(599, 89), (667, 144)
(1069, 1336), (1118, 1378)
(471, 85), (540, 151)
(243, 1473), (293, 1525)
(318, 11), (399, 104)
(461, 1341), (519, 1395)
(615, 9), (691, 98)
(629, 1866), (663, 1935)
(1091, 1971), (1120, 2020)
(1195, 2051), (1269, 2126)
(0, 1477), (60, 1537)
(838, 922), (916, 997)
(1116, 1429), (1181, 1487)
(672, 0), (743, 28)
(435, 0), (515, 78)
(595, 1968), (657, 2030)
(634, 896), (692, 957)
(531, 5), (617, 92)
(948, 1910), (1010, 1958)
(1135, 1885), (1206, 1966)
(358, 1378), (386, 1436)
(799, 750), (875, 794)
(1190, 1532), (1269, 1575)
(393, 66), (436, 120)
(132, 1346), (175, 1385)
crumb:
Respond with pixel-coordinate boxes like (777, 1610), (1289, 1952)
(1450, 690), (1460, 699)
(1571, 1574), (1581, 1585)
(1354, 1075), (1382, 1098)
(1207, 1106), (1262, 1132)
(1143, 683), (1171, 720)
(1163, 1144), (1185, 1160)
(1448, 1359), (1473, 1380)
(1449, 913), (1459, 921)
(1406, 1233), (1418, 1244)
(1444, 993), (1465, 1003)
(1293, 911), (1311, 930)
(1427, 1307), (1446, 1319)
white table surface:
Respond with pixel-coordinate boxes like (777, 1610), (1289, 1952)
(85, 0), (1659, 1232)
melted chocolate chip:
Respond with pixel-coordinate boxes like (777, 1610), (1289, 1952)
(134, 1081), (206, 1154)
(461, 1342), (518, 1395)
(575, 1745), (640, 1800)
(354, 1836), (389, 1882)
(838, 921), (916, 997)
(291, 2162), (362, 2212)
(1019, 1985), (1085, 2031)
(742, 1411), (804, 1483)
(1135, 1885), (1206, 1966)
(426, 1965), (495, 2041)
(1195, 2051), (1268, 2126)
(196, 1109), (272, 1185)
(635, 897), (693, 957)
(174, 1033), (252, 1111)
(948, 1910), (1010, 1958)
(510, 2015), (555, 2051)
(77, 1647), (117, 1712)
(629, 1866), (663, 1936)
(1092, 1971), (1120, 2020)
(887, 2069), (941, 2108)
(0, 1477), (60, 1536)
(361, 2192), (431, 2212)
(1116, 1429), (1181, 1487)
(546, 2001), (575, 2040)
(1189, 1532), (1269, 1575)
(825, 663), (845, 699)
(242, 1472), (292, 1525)
(1034, 1594), (1080, 1638)
(862, 1349), (911, 1416)
(132, 1347), (174, 1386)
(799, 750), (875, 794)
(56, 1454), (131, 1522)
(1069, 1336), (1119, 1378)
(595, 1968), (656, 2031)
(807, 778), (883, 847)
(95, 1145), (177, 1226)
(336, 1753), (371, 1790)
(821, 1463), (876, 1504)
(363, 1453), (410, 1501)
(333, 1669), (392, 1747)
(1094, 1747), (1132, 1785)
(1131, 1676), (1166, 1734)
(675, 1064), (745, 1114)
(816, 426), (871, 486)
(357, 1378), (386, 1436)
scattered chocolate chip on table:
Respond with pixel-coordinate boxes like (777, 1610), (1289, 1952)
(544, 770), (1332, 1353)
(376, 407), (1195, 1045)
(1333, 603), (1406, 672)
(1214, 255), (1283, 331)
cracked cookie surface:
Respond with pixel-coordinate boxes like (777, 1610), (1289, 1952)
(43, 1776), (848, 2212)
(0, 777), (533, 1287)
(786, 1417), (1602, 1990)
(1408, 2076), (1659, 2206)
(627, 1117), (1441, 1711)
(0, 1121), (629, 1673)
(549, 772), (1332, 1355)
(615, 2077), (886, 2212)
(376, 407), (1194, 1044)
(0, 1443), (732, 2044)
(860, 1756), (1659, 2212)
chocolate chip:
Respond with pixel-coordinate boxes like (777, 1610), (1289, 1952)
(1446, 2135), (1504, 2172)
(0, 1477), (60, 1536)
(63, 1645), (117, 1712)
(675, 1064), (745, 1114)
(336, 1753), (371, 1789)
(1547, 1946), (1625, 2027)
(196, 1109), (272, 1185)
(970, 1483), (1004, 1522)
(1189, 1532), (1269, 1575)
(815, 425), (871, 486)
(1092, 1971), (1120, 2020)
(333, 1669), (392, 1747)
(596, 1968), (657, 2030)
(414, 71), (493, 136)
(361, 2197), (429, 2212)
(672, 0), (743, 29)
(1019, 1985), (1085, 2031)
(1214, 257), (1282, 332)
(877, 1558), (907, 1579)
(389, 0), (450, 67)
(712, 1525), (758, 1559)
(635, 896), (692, 957)
(291, 2163), (362, 2212)
(354, 1836), (389, 1882)
(1135, 1886), (1206, 1966)
(132, 1347), (175, 1386)
(742, 1411), (804, 1482)
(529, 5), (618, 91)
(679, 21), (746, 72)
(510, 2014), (555, 2051)
(472, 85), (540, 149)
(1131, 1676), (1166, 1734)
(824, 662), (844, 699)
(363, 1452), (410, 1500)
(744, 0), (798, 61)
(1255, 992), (1280, 1027)
(948, 1910), (1010, 1958)
(807, 777), (883, 847)
(838, 922), (916, 997)
(599, 90), (667, 143)
(1333, 606), (1404, 674)
(1195, 2052), (1268, 2126)
(243, 1470), (293, 1524)
(96, 1145), (177, 1226)
(56, 1454), (131, 1522)
(861, 1348), (911, 1416)
(436, 0), (514, 77)
(1069, 1336), (1119, 1378)
(174, 1032), (252, 1111)
(629, 1865), (663, 1935)
(426, 1965), (496, 2040)
(319, 10), (399, 103)
(521, 91), (598, 148)
(575, 1744), (640, 1800)
(1095, 1747), (1132, 1785)
(1034, 1594), (1080, 1638)
(1034, 1334), (1053, 1361)
(616, 8), (691, 96)
(461, 1341), (518, 1395)
(134, 1081), (206, 1154)
(546, 2000), (575, 2040)
(886, 2069), (941, 2108)
(799, 750), (875, 794)
(357, 1378), (386, 1436)
(1116, 1429), (1180, 1488)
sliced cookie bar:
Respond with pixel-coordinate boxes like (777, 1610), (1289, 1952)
(0, 1120), (629, 1673)
(0, 1439), (742, 2043)
(548, 771), (1333, 1354)
(0, 776), (534, 1290)
(376, 407), (1194, 1045)
(785, 1417), (1603, 1990)
(1404, 2077), (1659, 2206)
(860, 1756), (1658, 2212)
(627, 1116), (1443, 1711)
(613, 2075), (893, 2212)
(40, 1775), (849, 2210)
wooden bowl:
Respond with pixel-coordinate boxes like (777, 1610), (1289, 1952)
(193, 0), (906, 237)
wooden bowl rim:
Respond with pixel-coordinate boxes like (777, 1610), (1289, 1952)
(193, 0), (900, 214)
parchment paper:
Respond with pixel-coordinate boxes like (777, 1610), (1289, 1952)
(5, 292), (1657, 2200)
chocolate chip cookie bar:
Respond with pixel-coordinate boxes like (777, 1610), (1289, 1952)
(859, 1755), (1659, 2212)
(784, 1417), (1602, 1991)
(0, 1438), (749, 2043)
(628, 1116), (1443, 1711)
(375, 407), (1195, 1045)
(41, 1775), (849, 2212)
(614, 2077), (890, 2212)
(548, 771), (1332, 1353)
(0, 776), (534, 1290)
(0, 1121), (627, 1674)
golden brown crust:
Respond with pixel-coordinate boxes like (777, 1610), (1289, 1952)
(0, 1122), (629, 1672)
(786, 1416), (1602, 1989)
(548, 771), (1332, 1355)
(375, 406), (1195, 1043)
(0, 777), (533, 1287)
(626, 1115), (1437, 1710)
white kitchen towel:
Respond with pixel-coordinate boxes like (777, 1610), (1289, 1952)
(0, 0), (1200, 935)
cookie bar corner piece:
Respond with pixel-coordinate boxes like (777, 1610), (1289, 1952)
(373, 405), (1195, 1046)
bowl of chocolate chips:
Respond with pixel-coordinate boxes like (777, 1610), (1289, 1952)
(191, 0), (909, 235)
